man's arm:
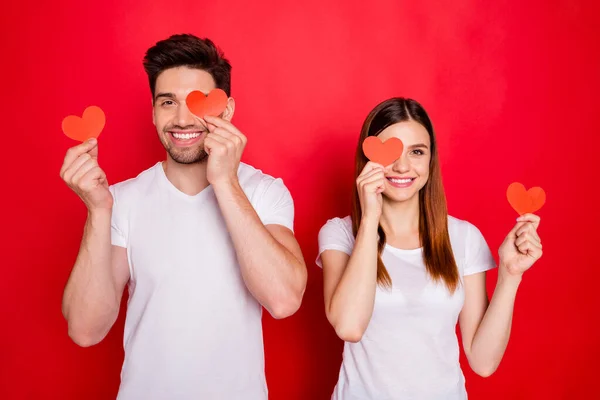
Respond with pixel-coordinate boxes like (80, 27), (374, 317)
(59, 139), (130, 347)
(62, 210), (130, 346)
(202, 115), (307, 319)
(212, 180), (307, 319)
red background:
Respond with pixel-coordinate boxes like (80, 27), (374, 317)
(2, 0), (599, 399)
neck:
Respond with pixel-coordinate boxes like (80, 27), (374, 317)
(379, 194), (421, 238)
(162, 155), (209, 196)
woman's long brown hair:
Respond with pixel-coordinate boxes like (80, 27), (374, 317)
(351, 98), (459, 293)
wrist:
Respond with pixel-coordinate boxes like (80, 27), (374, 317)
(360, 214), (380, 228)
(498, 262), (523, 287)
(87, 206), (112, 220)
(211, 176), (241, 193)
(87, 207), (112, 230)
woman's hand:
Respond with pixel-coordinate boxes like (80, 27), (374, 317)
(498, 213), (543, 278)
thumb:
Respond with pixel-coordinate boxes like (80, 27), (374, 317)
(508, 220), (526, 239)
(87, 138), (98, 159)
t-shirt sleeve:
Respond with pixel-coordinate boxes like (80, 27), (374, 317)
(464, 223), (497, 276)
(315, 218), (355, 268)
(255, 178), (295, 233)
(108, 184), (127, 248)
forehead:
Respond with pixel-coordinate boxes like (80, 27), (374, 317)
(377, 120), (430, 145)
(154, 66), (216, 98)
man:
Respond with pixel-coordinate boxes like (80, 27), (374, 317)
(60, 33), (307, 399)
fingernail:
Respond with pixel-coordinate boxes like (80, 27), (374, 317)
(88, 138), (97, 144)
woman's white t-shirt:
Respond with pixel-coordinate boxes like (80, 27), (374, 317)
(316, 215), (496, 400)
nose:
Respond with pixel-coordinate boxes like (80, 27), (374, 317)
(391, 152), (410, 174)
(176, 101), (197, 127)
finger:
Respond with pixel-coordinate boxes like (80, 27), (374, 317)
(203, 115), (242, 136)
(72, 158), (99, 186)
(516, 223), (541, 245)
(207, 122), (243, 137)
(359, 162), (385, 177)
(205, 132), (230, 147)
(362, 174), (386, 190)
(516, 222), (536, 237)
(63, 153), (94, 184)
(204, 134), (227, 155)
(518, 241), (542, 259)
(362, 176), (384, 187)
(60, 139), (98, 178)
(515, 232), (541, 249)
(364, 179), (386, 194)
(508, 221), (527, 239)
(517, 213), (540, 229)
(531, 228), (541, 244)
(211, 127), (243, 148)
(527, 223), (541, 244)
(78, 166), (106, 192)
(358, 168), (385, 184)
(517, 240), (534, 255)
(528, 245), (543, 259)
(358, 172), (385, 189)
(88, 142), (99, 159)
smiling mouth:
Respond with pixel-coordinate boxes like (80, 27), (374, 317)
(170, 131), (203, 140)
(387, 177), (416, 184)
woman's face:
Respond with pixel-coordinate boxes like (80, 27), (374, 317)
(376, 120), (432, 203)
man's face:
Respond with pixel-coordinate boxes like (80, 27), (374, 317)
(152, 66), (226, 164)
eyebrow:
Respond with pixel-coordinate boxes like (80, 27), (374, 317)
(408, 143), (429, 149)
(154, 92), (176, 101)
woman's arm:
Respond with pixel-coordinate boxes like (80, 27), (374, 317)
(321, 216), (380, 343)
(459, 214), (543, 377)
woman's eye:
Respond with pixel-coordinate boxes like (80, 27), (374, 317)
(411, 149), (424, 155)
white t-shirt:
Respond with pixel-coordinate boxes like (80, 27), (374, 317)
(316, 215), (496, 400)
(108, 161), (295, 400)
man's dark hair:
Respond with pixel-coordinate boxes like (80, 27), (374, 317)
(143, 34), (232, 99)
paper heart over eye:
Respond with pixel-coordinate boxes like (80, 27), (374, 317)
(186, 89), (228, 118)
(62, 106), (106, 142)
(362, 136), (404, 166)
(506, 182), (546, 215)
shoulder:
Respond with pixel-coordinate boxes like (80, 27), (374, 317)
(448, 215), (496, 274)
(109, 162), (161, 205)
(238, 162), (281, 185)
(316, 216), (355, 266)
(237, 162), (290, 198)
(318, 215), (354, 241)
(448, 215), (485, 243)
(325, 215), (353, 231)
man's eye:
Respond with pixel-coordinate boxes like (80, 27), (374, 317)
(162, 100), (175, 106)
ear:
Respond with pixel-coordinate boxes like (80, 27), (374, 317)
(222, 97), (235, 121)
(151, 97), (157, 126)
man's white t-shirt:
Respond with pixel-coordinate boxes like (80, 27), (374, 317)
(316, 215), (496, 400)
(108, 161), (295, 400)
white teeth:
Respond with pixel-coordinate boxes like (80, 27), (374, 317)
(173, 132), (201, 140)
(389, 178), (413, 184)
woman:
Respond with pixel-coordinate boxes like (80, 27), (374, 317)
(316, 97), (542, 399)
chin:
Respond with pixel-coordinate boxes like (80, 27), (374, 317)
(385, 192), (418, 203)
(167, 146), (208, 164)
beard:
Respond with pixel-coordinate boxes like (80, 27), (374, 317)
(160, 123), (208, 164)
(167, 145), (208, 164)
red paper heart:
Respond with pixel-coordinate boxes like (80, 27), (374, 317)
(186, 89), (228, 118)
(506, 182), (546, 215)
(362, 136), (404, 166)
(61, 106), (105, 142)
